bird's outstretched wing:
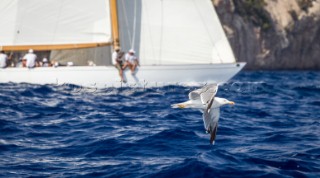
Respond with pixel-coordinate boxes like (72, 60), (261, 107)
(200, 84), (218, 105)
(188, 84), (218, 103)
(202, 108), (220, 144)
(188, 89), (202, 100)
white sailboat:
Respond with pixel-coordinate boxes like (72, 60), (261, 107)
(0, 0), (245, 88)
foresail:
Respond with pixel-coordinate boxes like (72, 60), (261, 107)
(0, 0), (112, 50)
(209, 0), (237, 64)
(118, 0), (236, 65)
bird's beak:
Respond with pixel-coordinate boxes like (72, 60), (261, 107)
(229, 101), (235, 105)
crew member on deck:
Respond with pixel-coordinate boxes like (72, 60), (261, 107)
(112, 46), (125, 82)
(0, 51), (11, 68)
(23, 49), (37, 68)
(42, 58), (49, 67)
(122, 49), (139, 75)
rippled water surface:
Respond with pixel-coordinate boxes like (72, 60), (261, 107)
(0, 71), (320, 177)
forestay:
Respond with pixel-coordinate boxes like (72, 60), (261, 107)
(0, 0), (112, 49)
(118, 0), (236, 65)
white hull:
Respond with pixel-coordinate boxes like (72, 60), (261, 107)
(0, 63), (245, 88)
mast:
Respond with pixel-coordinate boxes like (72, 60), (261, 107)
(110, 0), (120, 49)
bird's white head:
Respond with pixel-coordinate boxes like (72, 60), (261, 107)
(215, 97), (235, 106)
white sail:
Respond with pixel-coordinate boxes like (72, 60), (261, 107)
(0, 0), (112, 47)
(118, 0), (236, 65)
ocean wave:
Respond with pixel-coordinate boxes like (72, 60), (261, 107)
(0, 71), (320, 177)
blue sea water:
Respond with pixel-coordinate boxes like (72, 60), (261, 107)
(0, 71), (320, 177)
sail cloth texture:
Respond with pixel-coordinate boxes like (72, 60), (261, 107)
(0, 0), (112, 47)
(50, 46), (112, 66)
(118, 0), (236, 65)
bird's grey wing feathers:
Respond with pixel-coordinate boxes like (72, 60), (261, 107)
(202, 110), (211, 130)
(200, 84), (218, 104)
(202, 108), (220, 144)
(205, 91), (216, 112)
(202, 108), (220, 131)
(188, 84), (218, 102)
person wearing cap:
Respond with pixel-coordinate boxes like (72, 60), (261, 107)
(0, 51), (11, 68)
(42, 58), (49, 67)
(112, 46), (126, 82)
(123, 49), (139, 74)
(23, 49), (37, 68)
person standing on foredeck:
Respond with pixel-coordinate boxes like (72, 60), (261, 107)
(122, 49), (139, 75)
(23, 49), (37, 68)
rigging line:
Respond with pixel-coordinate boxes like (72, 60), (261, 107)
(131, 0), (137, 49)
(144, 0), (155, 65)
(193, 0), (223, 63)
(120, 0), (132, 48)
(159, 0), (164, 65)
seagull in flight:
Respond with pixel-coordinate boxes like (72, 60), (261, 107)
(171, 84), (234, 144)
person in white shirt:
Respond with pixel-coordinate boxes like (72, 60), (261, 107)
(112, 46), (125, 82)
(23, 49), (37, 68)
(0, 51), (8, 68)
(122, 49), (139, 74)
(112, 46), (120, 65)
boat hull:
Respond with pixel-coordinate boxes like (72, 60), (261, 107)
(0, 63), (245, 88)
